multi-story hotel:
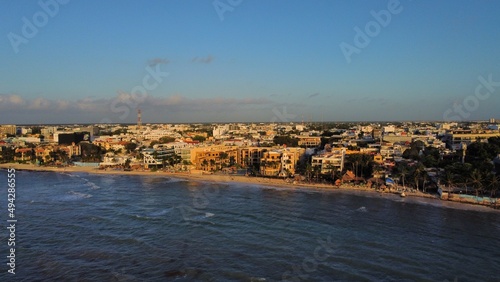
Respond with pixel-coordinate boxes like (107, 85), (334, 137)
(190, 145), (239, 171)
(296, 136), (321, 147)
(311, 148), (346, 174)
(260, 147), (305, 176)
(238, 147), (269, 168)
(443, 129), (500, 150)
(0, 125), (17, 135)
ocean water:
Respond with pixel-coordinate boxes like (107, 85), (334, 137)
(0, 170), (499, 281)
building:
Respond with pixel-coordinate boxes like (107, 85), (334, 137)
(100, 153), (128, 167)
(280, 148), (301, 175)
(380, 144), (405, 160)
(443, 130), (500, 150)
(311, 148), (346, 174)
(238, 147), (269, 168)
(142, 147), (176, 168)
(14, 148), (34, 161)
(297, 136), (321, 147)
(383, 125), (396, 134)
(140, 130), (180, 141)
(213, 125), (229, 138)
(260, 150), (282, 176)
(0, 125), (17, 135)
(20, 127), (32, 135)
(190, 145), (239, 171)
(41, 127), (56, 140)
(260, 147), (305, 176)
(57, 132), (90, 145)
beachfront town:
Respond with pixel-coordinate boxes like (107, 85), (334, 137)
(1, 119), (500, 206)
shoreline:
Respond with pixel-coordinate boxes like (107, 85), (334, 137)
(1, 163), (498, 212)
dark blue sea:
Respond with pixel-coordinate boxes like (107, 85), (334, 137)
(1, 170), (499, 281)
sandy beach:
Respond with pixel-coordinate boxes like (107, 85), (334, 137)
(1, 163), (498, 212)
(0, 163), (400, 193)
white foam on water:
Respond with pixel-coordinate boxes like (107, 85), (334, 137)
(356, 206), (367, 212)
(85, 182), (101, 190)
(148, 208), (173, 217)
(190, 212), (215, 221)
(57, 191), (92, 201)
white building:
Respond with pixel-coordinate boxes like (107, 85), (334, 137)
(383, 125), (396, 134)
(311, 148), (346, 174)
(140, 130), (180, 141)
(213, 125), (229, 138)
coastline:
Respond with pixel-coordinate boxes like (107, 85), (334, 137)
(1, 163), (498, 212)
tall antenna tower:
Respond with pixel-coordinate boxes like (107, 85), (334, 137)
(137, 109), (142, 130)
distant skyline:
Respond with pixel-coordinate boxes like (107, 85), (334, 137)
(1, 0), (500, 124)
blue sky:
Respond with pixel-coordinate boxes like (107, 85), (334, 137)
(1, 0), (500, 124)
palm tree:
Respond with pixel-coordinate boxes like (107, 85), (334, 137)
(49, 151), (58, 163)
(260, 160), (267, 176)
(305, 163), (313, 183)
(468, 169), (484, 197)
(209, 159), (216, 171)
(421, 172), (428, 193)
(359, 154), (373, 179)
(412, 164), (425, 192)
(395, 164), (409, 191)
(162, 156), (168, 169)
(313, 165), (322, 182)
(202, 159), (208, 171)
(486, 173), (499, 198)
(441, 171), (455, 194)
(58, 150), (69, 163)
(325, 164), (338, 183)
(124, 158), (131, 169)
(219, 152), (229, 169)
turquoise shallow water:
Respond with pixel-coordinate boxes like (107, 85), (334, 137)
(0, 170), (499, 281)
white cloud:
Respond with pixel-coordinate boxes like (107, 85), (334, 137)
(191, 55), (214, 64)
(0, 93), (275, 123)
(28, 98), (51, 110)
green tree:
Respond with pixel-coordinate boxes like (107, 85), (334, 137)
(486, 173), (499, 198)
(273, 136), (299, 147)
(0, 147), (15, 162)
(305, 163), (313, 182)
(149, 141), (160, 148)
(394, 163), (410, 190)
(193, 135), (206, 142)
(125, 142), (137, 153)
(440, 171), (456, 194)
(160, 136), (176, 143)
(219, 152), (229, 168)
(124, 158), (131, 169)
(80, 143), (104, 162)
(468, 169), (484, 197)
(412, 164), (426, 191)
